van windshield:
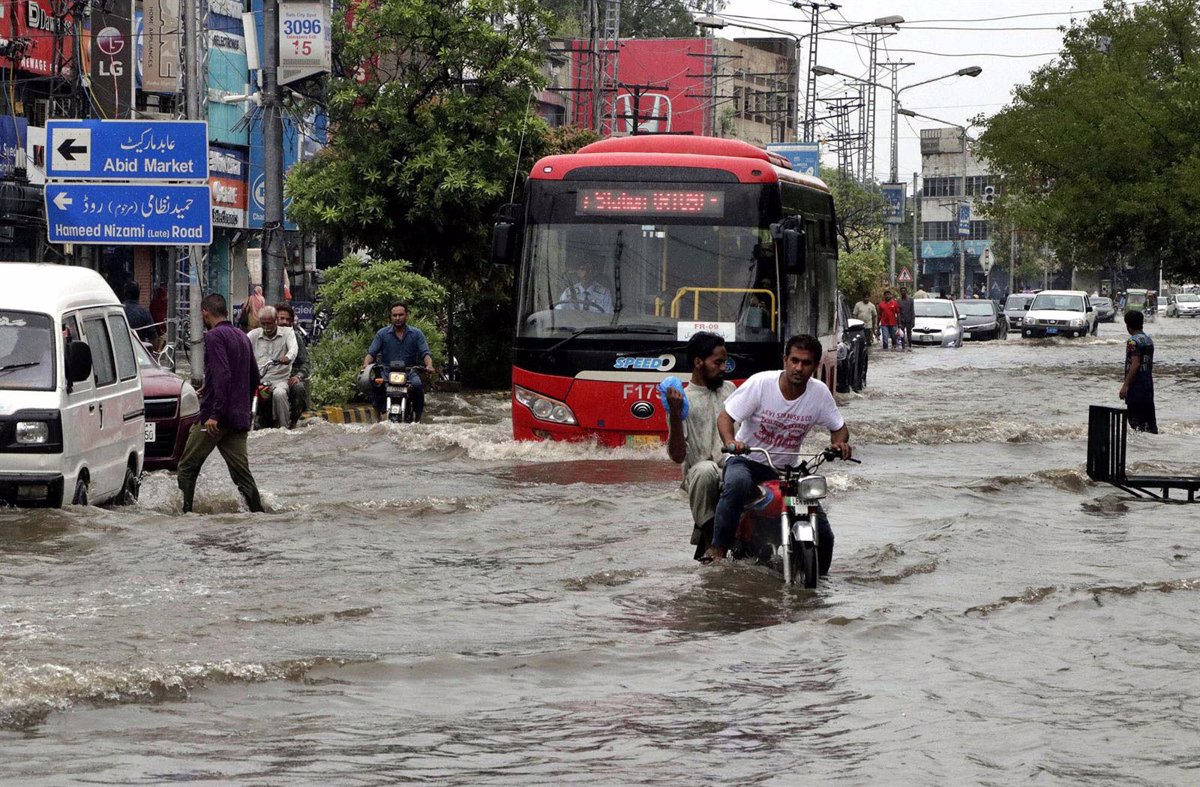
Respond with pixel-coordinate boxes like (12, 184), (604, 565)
(0, 310), (55, 391)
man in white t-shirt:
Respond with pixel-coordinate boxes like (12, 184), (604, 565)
(708, 334), (852, 565)
(665, 332), (736, 559)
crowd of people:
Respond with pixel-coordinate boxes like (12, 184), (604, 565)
(852, 288), (919, 352)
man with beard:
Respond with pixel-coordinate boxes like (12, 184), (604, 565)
(665, 332), (736, 559)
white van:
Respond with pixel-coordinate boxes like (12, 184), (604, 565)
(0, 263), (144, 506)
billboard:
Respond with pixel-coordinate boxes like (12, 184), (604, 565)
(0, 118), (28, 179)
(90, 0), (135, 118)
(248, 117), (300, 230)
(767, 143), (820, 177)
(881, 182), (905, 225)
(957, 202), (971, 236)
(14, 0), (72, 76)
(210, 145), (248, 229)
(142, 0), (180, 92)
(207, 17), (250, 147)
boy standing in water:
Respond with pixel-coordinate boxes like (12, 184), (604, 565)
(1119, 310), (1157, 433)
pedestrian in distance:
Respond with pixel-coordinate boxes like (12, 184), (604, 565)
(121, 282), (160, 347)
(898, 287), (916, 352)
(852, 293), (879, 345)
(665, 332), (737, 560)
(362, 301), (436, 422)
(177, 293), (266, 514)
(238, 285), (266, 331)
(914, 286), (928, 299)
(878, 290), (901, 351)
(1119, 309), (1157, 433)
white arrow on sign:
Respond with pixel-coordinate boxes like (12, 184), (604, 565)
(52, 192), (73, 211)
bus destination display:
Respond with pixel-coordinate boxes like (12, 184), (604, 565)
(576, 189), (725, 217)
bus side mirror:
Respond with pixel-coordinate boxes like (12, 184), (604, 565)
(770, 218), (806, 274)
(490, 203), (522, 266)
(66, 341), (92, 384)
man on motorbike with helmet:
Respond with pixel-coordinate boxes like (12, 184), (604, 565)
(362, 301), (436, 422)
(708, 334), (852, 567)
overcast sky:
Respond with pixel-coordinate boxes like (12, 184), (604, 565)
(712, 0), (1106, 180)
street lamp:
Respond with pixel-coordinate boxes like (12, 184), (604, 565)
(898, 106), (981, 299)
(696, 13), (904, 142)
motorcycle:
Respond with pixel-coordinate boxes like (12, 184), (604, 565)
(720, 445), (860, 588)
(373, 362), (426, 423)
(251, 360), (284, 430)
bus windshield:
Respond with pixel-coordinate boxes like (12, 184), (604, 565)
(517, 182), (779, 343)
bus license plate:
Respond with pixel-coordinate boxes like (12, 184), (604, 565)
(144, 422), (156, 443)
(625, 434), (661, 448)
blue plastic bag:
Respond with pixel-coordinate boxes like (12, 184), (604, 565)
(658, 376), (689, 419)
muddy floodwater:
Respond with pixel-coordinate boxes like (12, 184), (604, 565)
(3, 317), (1200, 785)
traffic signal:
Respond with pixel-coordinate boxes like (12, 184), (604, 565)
(983, 185), (996, 205)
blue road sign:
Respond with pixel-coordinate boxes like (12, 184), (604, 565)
(45, 183), (212, 245)
(881, 183), (905, 224)
(957, 202), (971, 236)
(46, 120), (209, 180)
(766, 143), (820, 177)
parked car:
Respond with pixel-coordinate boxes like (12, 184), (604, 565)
(1092, 296), (1116, 323)
(1003, 293), (1036, 329)
(954, 299), (1007, 341)
(0, 263), (143, 507)
(133, 337), (200, 472)
(1021, 290), (1096, 338)
(911, 299), (963, 347)
(1165, 293), (1200, 318)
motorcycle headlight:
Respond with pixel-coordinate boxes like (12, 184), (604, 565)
(178, 383), (200, 418)
(388, 371), (407, 385)
(514, 386), (577, 425)
(15, 421), (49, 444)
(797, 475), (827, 501)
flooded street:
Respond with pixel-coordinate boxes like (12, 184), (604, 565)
(3, 317), (1200, 785)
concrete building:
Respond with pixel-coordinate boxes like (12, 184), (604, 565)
(917, 127), (1001, 297)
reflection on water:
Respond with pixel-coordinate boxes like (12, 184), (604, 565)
(3, 320), (1200, 783)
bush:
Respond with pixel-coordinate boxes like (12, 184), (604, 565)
(308, 256), (446, 406)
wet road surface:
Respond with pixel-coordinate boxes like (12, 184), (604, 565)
(2, 316), (1200, 784)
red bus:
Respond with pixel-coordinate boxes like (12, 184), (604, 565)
(492, 135), (844, 446)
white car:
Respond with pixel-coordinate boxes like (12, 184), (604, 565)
(910, 299), (963, 347)
(1167, 293), (1200, 317)
(1021, 290), (1096, 338)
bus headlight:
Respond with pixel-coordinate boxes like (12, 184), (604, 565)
(514, 386), (577, 425)
(15, 421), (50, 444)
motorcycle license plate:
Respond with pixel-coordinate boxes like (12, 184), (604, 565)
(1046, 327), (1059, 335)
(144, 422), (156, 442)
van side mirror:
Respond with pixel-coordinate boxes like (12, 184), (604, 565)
(770, 217), (806, 274)
(491, 203), (522, 266)
(66, 340), (92, 384)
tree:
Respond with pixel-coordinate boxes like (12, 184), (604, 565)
(544, 0), (718, 38)
(287, 0), (552, 289)
(976, 0), (1200, 281)
(838, 246), (886, 300)
(824, 168), (888, 253)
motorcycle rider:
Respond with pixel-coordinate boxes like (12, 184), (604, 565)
(274, 303), (310, 428)
(362, 301), (435, 421)
(246, 305), (298, 429)
(709, 334), (852, 568)
(665, 332), (736, 560)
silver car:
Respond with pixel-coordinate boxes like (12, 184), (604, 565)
(1003, 293), (1036, 329)
(1166, 293), (1200, 317)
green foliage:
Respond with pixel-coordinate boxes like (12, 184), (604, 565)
(838, 246), (887, 300)
(824, 168), (887, 253)
(976, 0), (1200, 281)
(543, 0), (715, 38)
(286, 0), (553, 286)
(308, 256), (446, 405)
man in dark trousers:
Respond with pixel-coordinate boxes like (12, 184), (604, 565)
(122, 282), (159, 346)
(177, 293), (265, 513)
(898, 287), (916, 352)
(1119, 309), (1157, 433)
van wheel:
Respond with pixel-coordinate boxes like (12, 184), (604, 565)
(116, 463), (140, 505)
(72, 474), (89, 506)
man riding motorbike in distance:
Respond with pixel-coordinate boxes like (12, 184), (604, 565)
(708, 334), (852, 565)
(362, 301), (436, 422)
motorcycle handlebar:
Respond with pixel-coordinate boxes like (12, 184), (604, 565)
(720, 444), (860, 468)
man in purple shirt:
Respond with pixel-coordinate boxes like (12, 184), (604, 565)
(176, 293), (265, 513)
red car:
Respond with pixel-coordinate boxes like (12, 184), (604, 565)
(134, 339), (201, 471)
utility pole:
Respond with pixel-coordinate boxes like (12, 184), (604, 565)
(881, 60), (912, 284)
(912, 170), (920, 285)
(959, 128), (968, 298)
(261, 0), (285, 304)
(182, 0), (205, 380)
(798, 2), (841, 142)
